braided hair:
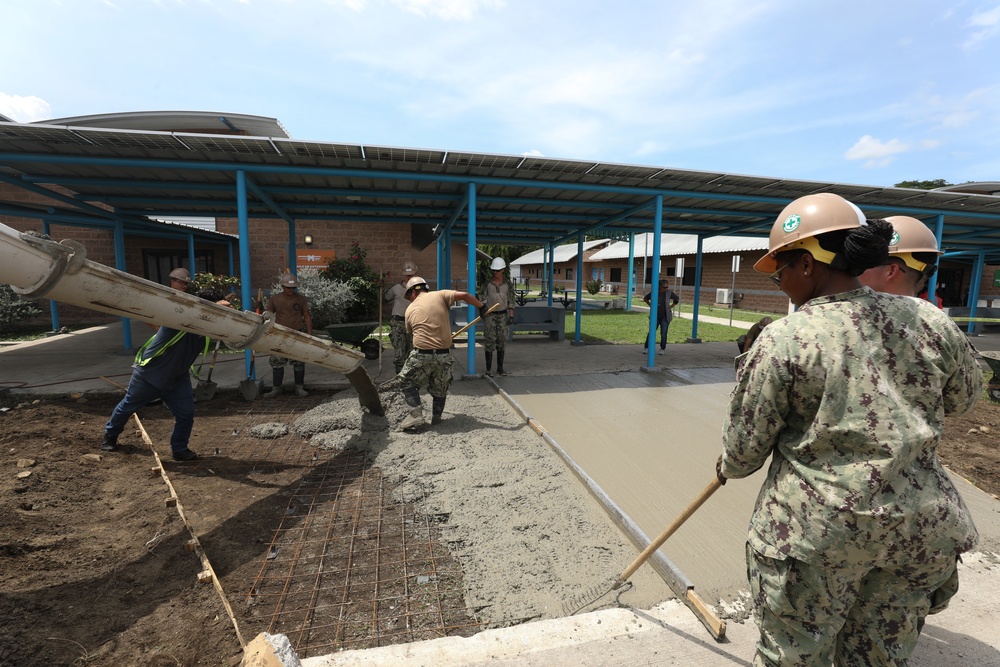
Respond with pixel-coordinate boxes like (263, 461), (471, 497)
(816, 218), (894, 276)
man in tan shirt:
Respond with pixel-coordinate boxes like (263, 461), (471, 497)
(265, 273), (313, 397)
(399, 276), (484, 429)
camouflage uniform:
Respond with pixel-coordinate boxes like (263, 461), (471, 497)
(398, 349), (454, 398)
(722, 287), (982, 666)
(384, 281), (413, 373)
(482, 279), (513, 353)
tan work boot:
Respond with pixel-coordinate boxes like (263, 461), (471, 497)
(264, 385), (283, 398)
(400, 407), (425, 430)
(294, 385), (309, 397)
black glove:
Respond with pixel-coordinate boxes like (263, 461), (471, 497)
(479, 305), (488, 319)
(715, 455), (727, 486)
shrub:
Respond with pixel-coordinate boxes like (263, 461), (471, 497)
(585, 279), (603, 295)
(191, 272), (242, 309)
(0, 284), (42, 334)
(321, 242), (384, 322)
(276, 269), (357, 328)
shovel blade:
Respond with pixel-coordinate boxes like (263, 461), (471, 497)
(239, 379), (258, 401)
(193, 381), (218, 401)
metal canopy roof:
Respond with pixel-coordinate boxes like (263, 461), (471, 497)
(2, 121), (1000, 263)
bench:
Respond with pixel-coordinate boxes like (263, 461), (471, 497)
(449, 306), (565, 341)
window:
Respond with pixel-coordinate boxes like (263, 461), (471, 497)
(610, 267), (622, 282)
(566, 268), (574, 281)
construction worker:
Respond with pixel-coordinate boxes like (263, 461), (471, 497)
(399, 276), (484, 429)
(100, 287), (229, 462)
(383, 260), (417, 374)
(717, 193), (982, 666)
(265, 273), (313, 397)
(481, 257), (514, 375)
(860, 215), (943, 298)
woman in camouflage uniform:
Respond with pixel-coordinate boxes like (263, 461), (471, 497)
(718, 193), (983, 666)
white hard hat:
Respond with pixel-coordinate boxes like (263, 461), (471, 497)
(405, 276), (429, 295)
(169, 268), (191, 282)
(490, 257), (507, 271)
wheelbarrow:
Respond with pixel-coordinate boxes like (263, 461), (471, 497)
(980, 351), (1000, 403)
(326, 321), (382, 360)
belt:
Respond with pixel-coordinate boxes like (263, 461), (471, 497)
(415, 348), (450, 354)
(489, 311), (507, 316)
(391, 315), (405, 321)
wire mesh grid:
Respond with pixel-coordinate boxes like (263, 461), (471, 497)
(242, 438), (481, 657)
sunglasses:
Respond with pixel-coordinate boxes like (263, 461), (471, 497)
(768, 260), (794, 287)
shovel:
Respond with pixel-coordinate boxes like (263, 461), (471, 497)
(239, 350), (261, 401)
(193, 341), (221, 401)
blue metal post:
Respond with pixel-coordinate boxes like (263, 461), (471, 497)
(646, 196), (663, 365)
(466, 183), (478, 373)
(227, 240), (235, 276)
(113, 219), (133, 350)
(546, 243), (554, 307)
(41, 220), (61, 333)
(928, 214), (944, 304)
(574, 233), (584, 343)
(236, 171), (255, 378)
(187, 234), (196, 277)
(690, 236), (704, 342)
(968, 249), (986, 335)
(627, 233), (635, 311)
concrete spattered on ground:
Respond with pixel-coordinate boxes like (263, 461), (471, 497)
(293, 381), (675, 626)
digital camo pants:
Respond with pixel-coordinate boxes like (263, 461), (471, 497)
(389, 318), (412, 370)
(483, 312), (508, 352)
(399, 351), (454, 398)
(746, 543), (958, 666)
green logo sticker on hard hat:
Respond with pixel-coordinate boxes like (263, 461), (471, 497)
(889, 231), (900, 248)
(782, 214), (801, 233)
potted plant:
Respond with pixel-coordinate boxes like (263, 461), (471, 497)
(320, 242), (386, 358)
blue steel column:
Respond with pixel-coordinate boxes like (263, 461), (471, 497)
(187, 234), (196, 277)
(466, 183), (478, 373)
(968, 249), (986, 335)
(645, 196), (663, 366)
(227, 241), (235, 276)
(546, 243), (554, 307)
(288, 219), (298, 275)
(236, 171), (255, 378)
(573, 233), (584, 344)
(41, 220), (61, 333)
(928, 214), (944, 304)
(114, 219), (133, 350)
(626, 233), (635, 311)
(690, 236), (704, 342)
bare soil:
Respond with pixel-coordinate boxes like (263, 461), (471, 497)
(1, 389), (998, 667)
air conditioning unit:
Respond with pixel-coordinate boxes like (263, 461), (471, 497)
(716, 288), (732, 304)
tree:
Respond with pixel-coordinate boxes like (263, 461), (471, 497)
(894, 179), (952, 190)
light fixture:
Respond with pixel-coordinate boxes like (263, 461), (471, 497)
(303, 234), (314, 247)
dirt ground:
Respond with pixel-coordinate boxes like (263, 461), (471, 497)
(1, 385), (998, 667)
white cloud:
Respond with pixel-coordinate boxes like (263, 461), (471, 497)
(844, 135), (910, 168)
(522, 149), (544, 157)
(0, 93), (51, 122)
(962, 4), (1000, 50)
(333, 0), (505, 21)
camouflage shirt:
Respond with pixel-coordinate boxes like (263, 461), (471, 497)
(722, 287), (982, 567)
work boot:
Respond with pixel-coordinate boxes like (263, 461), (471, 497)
(485, 351), (493, 376)
(99, 432), (118, 452)
(496, 351), (506, 376)
(401, 407), (425, 430)
(172, 448), (199, 462)
(431, 396), (446, 425)
(293, 367), (308, 397)
(265, 368), (284, 398)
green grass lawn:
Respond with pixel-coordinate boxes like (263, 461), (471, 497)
(560, 309), (748, 345)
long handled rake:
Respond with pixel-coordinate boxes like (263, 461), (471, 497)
(563, 477), (724, 619)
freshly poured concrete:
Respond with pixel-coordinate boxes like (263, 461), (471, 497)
(500, 371), (765, 608)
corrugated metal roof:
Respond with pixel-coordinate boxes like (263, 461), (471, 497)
(589, 233), (769, 260)
(2, 120), (1000, 262)
(510, 239), (610, 265)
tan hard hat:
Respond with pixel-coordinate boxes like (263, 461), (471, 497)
(404, 276), (428, 295)
(885, 216), (942, 272)
(279, 273), (298, 287)
(403, 260), (417, 275)
(754, 193), (866, 273)
(169, 267), (191, 282)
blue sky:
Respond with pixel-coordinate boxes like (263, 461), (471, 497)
(1, 0), (998, 188)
